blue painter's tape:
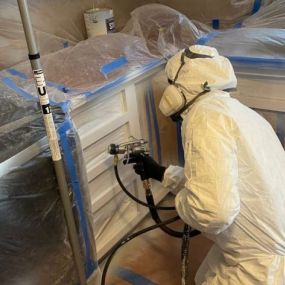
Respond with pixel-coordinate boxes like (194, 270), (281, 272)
(100, 56), (129, 76)
(196, 31), (220, 45)
(176, 122), (185, 166)
(2, 77), (36, 101)
(5, 68), (77, 94)
(58, 120), (97, 278)
(57, 100), (71, 114)
(2, 76), (72, 109)
(252, 0), (262, 14)
(147, 87), (162, 164)
(228, 56), (285, 66)
(115, 267), (158, 285)
(212, 19), (220, 30)
(6, 68), (28, 80)
(84, 59), (164, 99)
(145, 89), (154, 157)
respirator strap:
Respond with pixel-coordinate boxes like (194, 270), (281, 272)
(170, 90), (210, 122)
(168, 48), (215, 122)
(169, 48), (214, 85)
(184, 48), (214, 60)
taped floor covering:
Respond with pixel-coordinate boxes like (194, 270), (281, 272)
(101, 205), (213, 285)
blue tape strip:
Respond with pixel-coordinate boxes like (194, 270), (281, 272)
(57, 100), (71, 114)
(2, 76), (73, 111)
(252, 0), (262, 14)
(5, 68), (77, 94)
(84, 59), (164, 99)
(276, 113), (285, 148)
(100, 56), (129, 76)
(7, 68), (28, 80)
(228, 56), (285, 66)
(145, 90), (154, 157)
(196, 31), (220, 45)
(1, 77), (36, 101)
(58, 120), (96, 278)
(176, 122), (185, 166)
(147, 87), (162, 164)
(115, 267), (158, 285)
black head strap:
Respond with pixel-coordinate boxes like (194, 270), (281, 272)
(170, 90), (210, 122)
(184, 48), (214, 60)
(168, 48), (214, 85)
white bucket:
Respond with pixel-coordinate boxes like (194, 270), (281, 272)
(84, 8), (115, 38)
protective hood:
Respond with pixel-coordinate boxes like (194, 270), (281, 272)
(159, 45), (237, 117)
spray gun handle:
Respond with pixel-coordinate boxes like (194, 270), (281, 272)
(122, 154), (150, 181)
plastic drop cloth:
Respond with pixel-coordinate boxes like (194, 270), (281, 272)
(198, 28), (285, 59)
(0, 151), (79, 285)
(0, 67), (98, 284)
(243, 0), (285, 28)
(0, 0), (83, 70)
(155, 0), (274, 29)
(14, 33), (159, 93)
(0, 0), (157, 70)
(122, 4), (210, 58)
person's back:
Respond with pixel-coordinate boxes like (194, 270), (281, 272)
(184, 90), (285, 284)
(133, 44), (285, 284)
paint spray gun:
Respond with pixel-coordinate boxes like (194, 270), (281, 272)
(108, 137), (151, 184)
(108, 137), (149, 157)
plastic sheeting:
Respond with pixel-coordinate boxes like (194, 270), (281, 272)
(122, 4), (210, 58)
(0, 150), (79, 285)
(0, 0), (278, 69)
(197, 28), (285, 59)
(14, 33), (158, 93)
(0, 0), (155, 70)
(243, 0), (285, 28)
(0, 58), (102, 285)
(0, 0), (80, 70)
(156, 0), (274, 29)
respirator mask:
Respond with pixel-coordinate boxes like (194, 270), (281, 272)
(159, 48), (213, 122)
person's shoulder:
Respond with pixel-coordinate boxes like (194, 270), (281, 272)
(183, 93), (238, 139)
(189, 92), (233, 122)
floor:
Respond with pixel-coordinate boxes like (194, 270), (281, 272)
(100, 197), (213, 285)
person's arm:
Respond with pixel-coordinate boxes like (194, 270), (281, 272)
(175, 108), (240, 235)
(162, 165), (186, 195)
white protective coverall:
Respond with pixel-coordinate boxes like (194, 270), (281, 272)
(160, 45), (285, 284)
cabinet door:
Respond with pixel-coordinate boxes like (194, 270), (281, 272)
(72, 70), (169, 258)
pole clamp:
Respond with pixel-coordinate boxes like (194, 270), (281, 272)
(29, 53), (40, 60)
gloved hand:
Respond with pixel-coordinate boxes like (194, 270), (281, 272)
(132, 155), (166, 182)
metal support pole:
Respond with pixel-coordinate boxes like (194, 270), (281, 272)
(17, 1), (87, 284)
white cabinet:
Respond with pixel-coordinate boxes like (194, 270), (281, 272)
(71, 62), (167, 258)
